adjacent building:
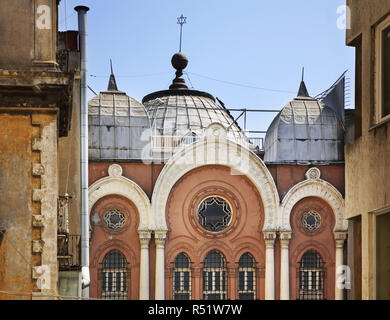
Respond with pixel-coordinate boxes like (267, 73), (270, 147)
(346, 0), (390, 300)
(0, 0), (81, 300)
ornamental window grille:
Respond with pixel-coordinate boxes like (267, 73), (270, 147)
(173, 253), (192, 300)
(101, 250), (128, 300)
(298, 250), (325, 300)
(301, 211), (321, 233)
(238, 253), (256, 300)
(202, 251), (227, 300)
(197, 197), (232, 233)
(103, 209), (126, 230)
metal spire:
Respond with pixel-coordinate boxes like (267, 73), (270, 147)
(177, 14), (187, 52)
(107, 59), (118, 91)
(297, 67), (310, 97)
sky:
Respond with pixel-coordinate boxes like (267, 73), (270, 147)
(58, 0), (355, 133)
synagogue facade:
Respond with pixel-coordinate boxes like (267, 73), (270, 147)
(87, 52), (348, 300)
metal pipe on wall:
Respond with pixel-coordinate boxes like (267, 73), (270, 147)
(74, 5), (90, 299)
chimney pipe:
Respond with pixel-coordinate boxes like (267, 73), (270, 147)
(74, 5), (90, 299)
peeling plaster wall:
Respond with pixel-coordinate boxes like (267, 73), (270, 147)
(0, 112), (60, 300)
(0, 114), (34, 299)
(0, 0), (58, 70)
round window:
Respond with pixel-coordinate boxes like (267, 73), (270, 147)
(197, 197), (232, 233)
(103, 209), (126, 230)
(301, 211), (321, 233)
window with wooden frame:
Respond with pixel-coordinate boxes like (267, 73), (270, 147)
(375, 15), (390, 123)
(173, 253), (192, 300)
(238, 253), (256, 300)
(202, 250), (227, 300)
(101, 250), (129, 300)
(298, 250), (326, 300)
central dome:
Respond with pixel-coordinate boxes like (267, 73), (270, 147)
(142, 53), (245, 143)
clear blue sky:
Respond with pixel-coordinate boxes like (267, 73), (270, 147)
(59, 0), (354, 133)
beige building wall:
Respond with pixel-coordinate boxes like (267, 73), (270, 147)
(346, 0), (390, 300)
(0, 0), (79, 299)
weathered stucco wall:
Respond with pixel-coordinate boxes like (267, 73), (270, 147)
(0, 114), (34, 299)
(346, 0), (390, 300)
(0, 112), (59, 299)
(346, 0), (390, 220)
(0, 0), (58, 70)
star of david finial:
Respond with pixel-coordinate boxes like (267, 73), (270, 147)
(177, 14), (187, 52)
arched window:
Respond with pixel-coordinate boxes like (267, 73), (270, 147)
(298, 250), (325, 300)
(101, 250), (128, 300)
(202, 250), (227, 300)
(238, 253), (256, 300)
(173, 253), (191, 300)
(181, 132), (198, 145)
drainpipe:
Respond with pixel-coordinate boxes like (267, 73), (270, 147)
(75, 5), (90, 299)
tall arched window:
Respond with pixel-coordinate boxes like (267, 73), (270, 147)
(101, 250), (128, 300)
(173, 253), (191, 300)
(298, 250), (325, 300)
(238, 253), (256, 300)
(202, 250), (227, 300)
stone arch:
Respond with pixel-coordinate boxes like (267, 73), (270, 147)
(151, 125), (279, 232)
(88, 164), (152, 231)
(280, 169), (347, 232)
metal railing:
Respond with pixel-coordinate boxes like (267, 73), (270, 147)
(151, 133), (265, 153)
(248, 137), (264, 150)
(152, 135), (198, 152)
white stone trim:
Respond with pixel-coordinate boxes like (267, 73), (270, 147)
(88, 164), (152, 231)
(280, 169), (347, 232)
(151, 125), (279, 232)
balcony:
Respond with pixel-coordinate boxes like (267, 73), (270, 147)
(57, 194), (81, 271)
(151, 131), (265, 154)
(58, 235), (81, 271)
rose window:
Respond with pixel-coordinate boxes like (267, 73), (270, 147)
(197, 197), (232, 232)
(301, 211), (321, 232)
(104, 209), (126, 230)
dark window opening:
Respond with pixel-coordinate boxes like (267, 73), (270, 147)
(354, 35), (362, 138)
(382, 25), (390, 118)
(173, 253), (191, 300)
(238, 253), (256, 300)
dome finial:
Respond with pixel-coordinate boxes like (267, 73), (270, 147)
(297, 67), (309, 97)
(107, 59), (118, 91)
(169, 52), (189, 90)
(177, 14), (187, 52)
